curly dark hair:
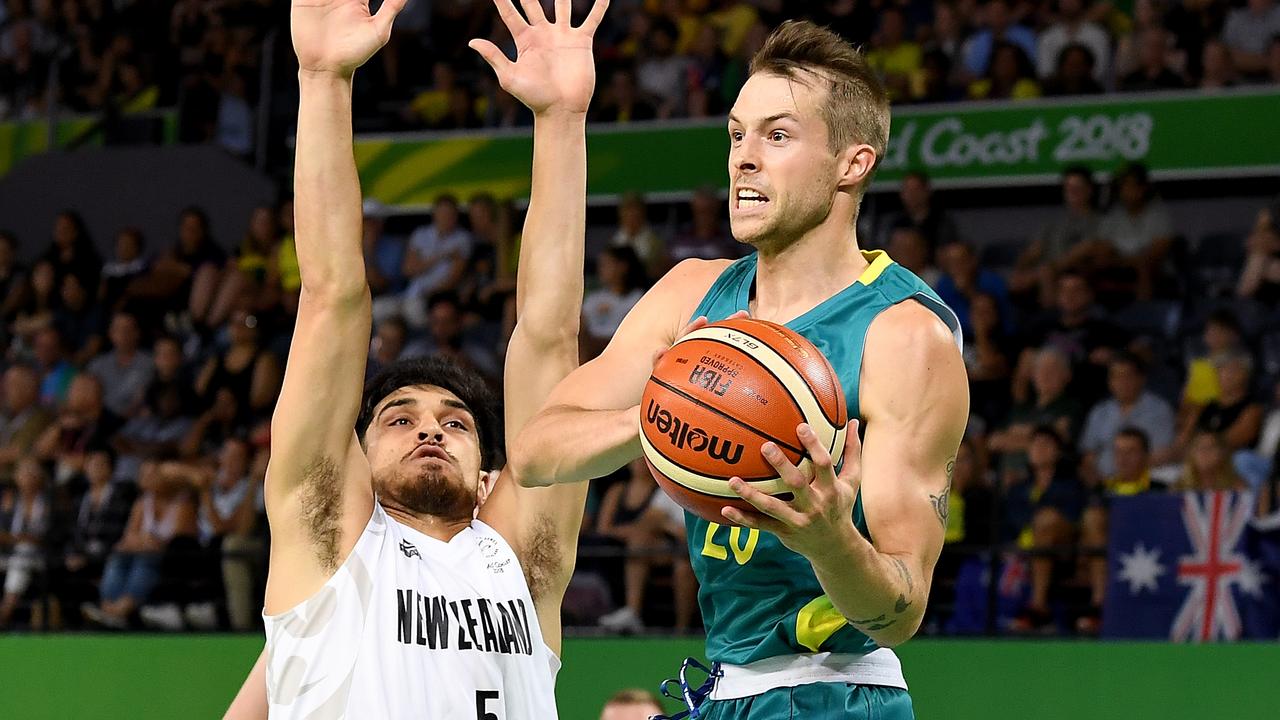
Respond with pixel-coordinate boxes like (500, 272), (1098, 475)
(356, 356), (503, 470)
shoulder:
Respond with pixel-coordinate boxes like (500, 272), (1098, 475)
(649, 258), (734, 311)
(862, 302), (967, 414)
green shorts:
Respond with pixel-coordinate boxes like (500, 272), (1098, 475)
(698, 683), (913, 720)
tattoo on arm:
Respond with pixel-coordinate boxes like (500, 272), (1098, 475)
(929, 456), (956, 530)
(849, 613), (898, 632)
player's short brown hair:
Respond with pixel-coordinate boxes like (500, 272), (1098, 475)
(749, 21), (890, 172)
(603, 688), (662, 708)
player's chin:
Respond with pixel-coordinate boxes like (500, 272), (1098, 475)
(381, 465), (476, 521)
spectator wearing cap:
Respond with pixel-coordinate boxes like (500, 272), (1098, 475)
(0, 364), (52, 485)
(86, 311), (155, 419)
(1037, 0), (1111, 82)
(1222, 0), (1280, 77)
(1079, 353), (1176, 485)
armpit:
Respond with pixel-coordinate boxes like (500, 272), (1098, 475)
(298, 456), (343, 572)
(519, 514), (563, 604)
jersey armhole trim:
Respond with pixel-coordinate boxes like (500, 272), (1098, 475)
(263, 504), (381, 622)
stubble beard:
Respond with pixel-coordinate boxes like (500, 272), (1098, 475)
(376, 463), (475, 522)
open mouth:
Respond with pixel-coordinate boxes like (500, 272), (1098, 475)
(734, 188), (770, 210)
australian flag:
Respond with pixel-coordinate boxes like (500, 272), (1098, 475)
(1103, 492), (1280, 641)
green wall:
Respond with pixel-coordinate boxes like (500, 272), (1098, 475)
(2, 635), (1276, 718)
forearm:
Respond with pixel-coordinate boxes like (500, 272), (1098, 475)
(808, 527), (927, 648)
(511, 404), (641, 487)
(514, 112), (587, 341)
(295, 73), (367, 298)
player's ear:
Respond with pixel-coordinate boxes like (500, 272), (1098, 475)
(473, 470), (500, 514)
(836, 143), (877, 191)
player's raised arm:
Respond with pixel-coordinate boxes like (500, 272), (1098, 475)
(263, 0), (406, 612)
(469, 0), (611, 656)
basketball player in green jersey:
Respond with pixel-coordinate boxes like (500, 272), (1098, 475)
(511, 21), (969, 720)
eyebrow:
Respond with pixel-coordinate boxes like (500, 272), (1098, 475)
(375, 397), (416, 422)
(728, 112), (799, 126)
(441, 398), (473, 418)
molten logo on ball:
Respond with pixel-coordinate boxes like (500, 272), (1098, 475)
(645, 399), (744, 465)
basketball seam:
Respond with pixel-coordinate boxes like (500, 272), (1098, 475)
(649, 374), (806, 457)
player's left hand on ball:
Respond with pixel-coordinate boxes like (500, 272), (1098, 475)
(723, 419), (862, 559)
(469, 0), (610, 116)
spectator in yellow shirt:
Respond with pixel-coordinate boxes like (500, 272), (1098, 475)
(867, 7), (924, 101)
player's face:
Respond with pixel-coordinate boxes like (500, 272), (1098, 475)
(726, 72), (841, 251)
(365, 385), (486, 522)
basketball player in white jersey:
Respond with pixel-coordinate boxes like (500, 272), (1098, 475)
(223, 0), (611, 717)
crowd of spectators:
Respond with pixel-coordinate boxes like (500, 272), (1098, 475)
(0, 160), (1277, 637)
(4, 0), (1280, 144)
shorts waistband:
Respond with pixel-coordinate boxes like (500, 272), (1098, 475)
(709, 650), (907, 701)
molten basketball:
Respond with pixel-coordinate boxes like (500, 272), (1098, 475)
(639, 317), (849, 524)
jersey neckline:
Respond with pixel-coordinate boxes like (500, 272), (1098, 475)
(733, 250), (894, 331)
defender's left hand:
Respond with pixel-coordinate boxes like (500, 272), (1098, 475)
(723, 420), (862, 560)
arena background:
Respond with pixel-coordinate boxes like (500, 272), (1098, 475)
(3, 0), (1280, 718)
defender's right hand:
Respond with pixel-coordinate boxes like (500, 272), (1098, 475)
(291, 0), (407, 78)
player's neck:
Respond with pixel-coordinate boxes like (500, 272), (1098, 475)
(382, 503), (472, 542)
(750, 222), (868, 324)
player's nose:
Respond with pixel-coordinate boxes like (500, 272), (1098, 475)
(731, 137), (760, 174)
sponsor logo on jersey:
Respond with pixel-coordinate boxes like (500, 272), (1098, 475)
(399, 540), (421, 560)
(644, 399), (744, 465)
(396, 589), (533, 656)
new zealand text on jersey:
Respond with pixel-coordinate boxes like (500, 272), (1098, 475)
(395, 589), (533, 656)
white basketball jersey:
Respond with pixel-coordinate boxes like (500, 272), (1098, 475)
(264, 504), (560, 719)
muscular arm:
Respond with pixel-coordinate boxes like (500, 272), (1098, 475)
(508, 259), (724, 488)
(262, 0), (406, 614)
(810, 304), (968, 647)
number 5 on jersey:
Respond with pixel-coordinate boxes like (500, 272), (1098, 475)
(477, 690), (500, 720)
(701, 522), (759, 564)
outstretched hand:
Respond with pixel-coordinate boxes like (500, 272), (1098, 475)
(470, 0), (610, 116)
(291, 0), (407, 78)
